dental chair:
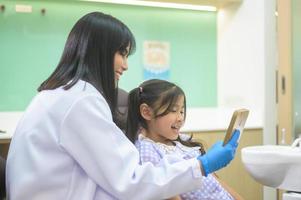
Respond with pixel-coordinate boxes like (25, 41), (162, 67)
(116, 88), (128, 132)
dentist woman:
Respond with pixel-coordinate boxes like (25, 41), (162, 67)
(6, 12), (239, 200)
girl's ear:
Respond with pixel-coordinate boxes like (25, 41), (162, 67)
(140, 103), (153, 121)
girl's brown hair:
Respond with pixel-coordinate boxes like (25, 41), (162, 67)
(126, 79), (204, 154)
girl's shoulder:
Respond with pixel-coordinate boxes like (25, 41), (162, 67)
(135, 135), (164, 165)
(135, 134), (161, 153)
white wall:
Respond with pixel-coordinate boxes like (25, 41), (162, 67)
(217, 0), (277, 144)
(217, 0), (277, 199)
(263, 0), (278, 199)
(217, 0), (265, 111)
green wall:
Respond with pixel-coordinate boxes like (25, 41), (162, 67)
(292, 0), (301, 136)
(0, 0), (217, 111)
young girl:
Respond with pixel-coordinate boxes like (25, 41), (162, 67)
(126, 79), (243, 200)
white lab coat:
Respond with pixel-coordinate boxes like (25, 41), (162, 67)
(6, 80), (203, 200)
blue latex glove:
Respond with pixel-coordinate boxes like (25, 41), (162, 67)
(197, 129), (240, 176)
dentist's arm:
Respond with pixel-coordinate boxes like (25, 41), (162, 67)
(60, 94), (203, 200)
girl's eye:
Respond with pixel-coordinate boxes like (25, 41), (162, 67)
(170, 109), (177, 112)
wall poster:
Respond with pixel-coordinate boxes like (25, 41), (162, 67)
(143, 41), (170, 80)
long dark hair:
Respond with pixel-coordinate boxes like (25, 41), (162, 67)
(38, 12), (135, 119)
(126, 79), (204, 153)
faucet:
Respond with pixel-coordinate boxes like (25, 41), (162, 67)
(291, 135), (301, 149)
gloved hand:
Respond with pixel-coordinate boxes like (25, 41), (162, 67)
(197, 129), (240, 176)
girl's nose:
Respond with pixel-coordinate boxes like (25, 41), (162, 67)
(177, 113), (184, 122)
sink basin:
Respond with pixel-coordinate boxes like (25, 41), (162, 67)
(241, 139), (301, 192)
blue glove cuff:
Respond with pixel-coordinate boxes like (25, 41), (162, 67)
(197, 155), (209, 177)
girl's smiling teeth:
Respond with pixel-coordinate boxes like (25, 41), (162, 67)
(171, 124), (181, 130)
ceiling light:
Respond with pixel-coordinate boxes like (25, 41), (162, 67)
(82, 0), (217, 12)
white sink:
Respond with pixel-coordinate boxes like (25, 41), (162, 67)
(241, 138), (301, 192)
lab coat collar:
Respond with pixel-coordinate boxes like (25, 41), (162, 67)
(71, 79), (101, 95)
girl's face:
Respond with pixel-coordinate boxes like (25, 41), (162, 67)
(113, 46), (130, 83)
(145, 95), (185, 145)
